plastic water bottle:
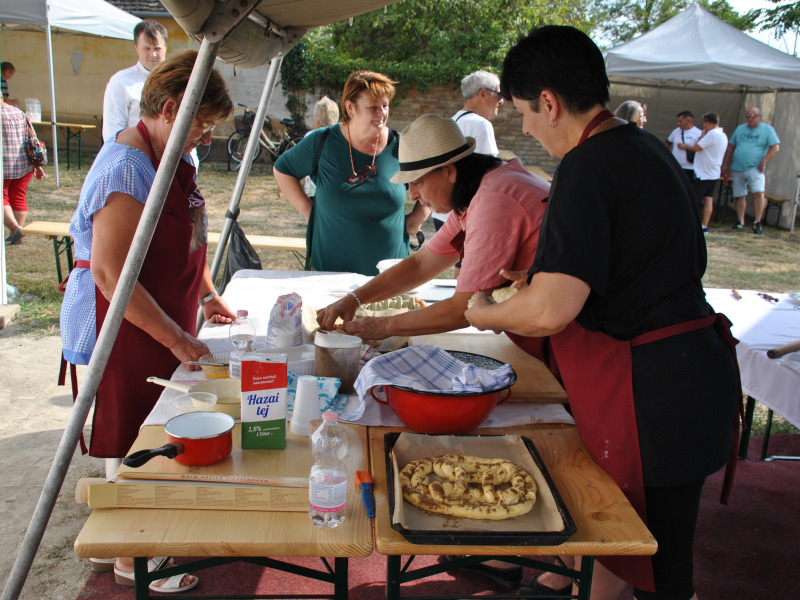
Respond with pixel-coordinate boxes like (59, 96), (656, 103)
(228, 309), (256, 378)
(310, 410), (349, 461)
(309, 411), (348, 528)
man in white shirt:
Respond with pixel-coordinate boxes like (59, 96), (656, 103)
(431, 71), (503, 250)
(102, 20), (168, 141)
(679, 112), (728, 232)
(666, 110), (702, 182)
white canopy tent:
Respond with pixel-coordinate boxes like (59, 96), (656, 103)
(0, 0), (140, 186)
(605, 3), (800, 229)
(1, 2), (398, 599)
(0, 0), (139, 308)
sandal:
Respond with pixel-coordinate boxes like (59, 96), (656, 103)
(113, 556), (169, 586)
(89, 557), (116, 572)
(149, 573), (200, 594)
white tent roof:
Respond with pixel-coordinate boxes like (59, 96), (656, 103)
(605, 3), (800, 90)
(0, 0), (138, 40)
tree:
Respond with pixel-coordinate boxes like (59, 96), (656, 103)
(750, 1), (800, 54)
(281, 0), (592, 101)
(591, 0), (755, 46)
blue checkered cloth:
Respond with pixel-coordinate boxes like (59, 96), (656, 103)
(354, 345), (514, 399)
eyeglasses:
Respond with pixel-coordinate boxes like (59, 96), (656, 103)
(483, 88), (502, 97)
(195, 118), (217, 133)
(746, 114), (760, 119)
(347, 164), (378, 187)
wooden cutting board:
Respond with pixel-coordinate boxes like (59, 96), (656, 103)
(409, 333), (567, 404)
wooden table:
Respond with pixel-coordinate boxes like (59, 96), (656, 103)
(73, 423), (374, 600)
(369, 425), (657, 600)
(32, 120), (96, 169)
(20, 220), (73, 285)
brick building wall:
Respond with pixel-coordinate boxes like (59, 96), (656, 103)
(386, 85), (560, 176)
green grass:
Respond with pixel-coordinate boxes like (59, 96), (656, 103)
(4, 157), (798, 436)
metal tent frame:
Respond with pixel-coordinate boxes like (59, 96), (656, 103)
(0, 6), (303, 598)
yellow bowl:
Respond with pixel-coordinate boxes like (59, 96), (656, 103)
(198, 352), (230, 379)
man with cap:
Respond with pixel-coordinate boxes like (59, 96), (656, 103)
(316, 114), (549, 358)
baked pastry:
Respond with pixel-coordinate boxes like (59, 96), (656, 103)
(467, 286), (519, 309)
(398, 454), (537, 520)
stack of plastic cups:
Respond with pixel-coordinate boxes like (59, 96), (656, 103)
(291, 376), (320, 436)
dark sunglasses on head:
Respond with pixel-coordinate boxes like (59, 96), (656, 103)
(348, 164), (378, 187)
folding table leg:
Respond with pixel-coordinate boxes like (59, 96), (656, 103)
(738, 396), (755, 460)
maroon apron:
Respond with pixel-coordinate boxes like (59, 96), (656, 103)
(90, 122), (206, 457)
(510, 110), (743, 591)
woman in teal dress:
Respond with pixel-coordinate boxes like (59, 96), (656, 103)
(274, 70), (428, 276)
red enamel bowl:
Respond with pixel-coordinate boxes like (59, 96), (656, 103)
(369, 351), (516, 434)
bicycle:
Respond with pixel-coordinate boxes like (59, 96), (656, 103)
(227, 103), (306, 171)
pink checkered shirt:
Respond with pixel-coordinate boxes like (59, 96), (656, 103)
(2, 103), (35, 180)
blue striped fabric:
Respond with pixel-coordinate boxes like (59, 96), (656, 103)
(354, 344), (513, 399)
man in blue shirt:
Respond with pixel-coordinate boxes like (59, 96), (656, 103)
(722, 107), (780, 234)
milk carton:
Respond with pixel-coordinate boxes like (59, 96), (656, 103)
(241, 352), (288, 449)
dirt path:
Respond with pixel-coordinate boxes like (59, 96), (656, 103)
(0, 326), (97, 599)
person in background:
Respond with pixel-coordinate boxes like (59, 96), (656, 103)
(431, 70), (503, 276)
(679, 112), (728, 233)
(1, 62), (20, 107)
(102, 20), (168, 142)
(317, 114), (549, 361)
(312, 95), (339, 130)
(614, 100), (646, 128)
(467, 25), (740, 600)
(61, 51), (236, 592)
(3, 99), (45, 245)
(666, 110), (702, 182)
(302, 96), (340, 199)
(274, 70), (428, 276)
(722, 107), (780, 235)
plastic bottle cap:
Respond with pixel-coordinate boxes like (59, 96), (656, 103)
(236, 309), (248, 317)
(321, 410), (339, 421)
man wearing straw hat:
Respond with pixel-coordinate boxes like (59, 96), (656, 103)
(317, 114), (550, 375)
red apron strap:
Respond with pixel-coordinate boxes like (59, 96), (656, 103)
(633, 313), (744, 504)
(57, 352), (88, 454)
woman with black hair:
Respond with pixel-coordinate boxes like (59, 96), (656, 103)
(316, 113), (550, 343)
(465, 25), (740, 600)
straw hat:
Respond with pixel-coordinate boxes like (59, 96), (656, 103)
(390, 114), (476, 184)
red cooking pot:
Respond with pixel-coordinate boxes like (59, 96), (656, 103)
(369, 351), (517, 434)
(123, 412), (235, 468)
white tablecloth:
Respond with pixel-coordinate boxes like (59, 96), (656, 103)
(144, 270), (574, 428)
(706, 288), (800, 428)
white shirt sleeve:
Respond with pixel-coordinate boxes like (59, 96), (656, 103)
(102, 75), (129, 142)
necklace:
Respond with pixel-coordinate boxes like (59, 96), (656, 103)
(346, 124), (381, 181)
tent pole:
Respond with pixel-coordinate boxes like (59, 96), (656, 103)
(0, 37), (221, 600)
(201, 55), (284, 331)
(45, 17), (60, 187)
(790, 170), (799, 233)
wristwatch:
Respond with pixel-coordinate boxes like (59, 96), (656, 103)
(199, 290), (218, 305)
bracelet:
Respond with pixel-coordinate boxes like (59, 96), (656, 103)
(348, 291), (364, 306)
(199, 290), (218, 305)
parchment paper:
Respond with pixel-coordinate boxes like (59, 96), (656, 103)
(390, 433), (567, 533)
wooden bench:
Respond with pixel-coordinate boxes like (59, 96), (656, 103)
(764, 193), (792, 227)
(21, 221), (306, 285)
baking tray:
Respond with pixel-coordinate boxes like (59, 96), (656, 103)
(384, 432), (576, 545)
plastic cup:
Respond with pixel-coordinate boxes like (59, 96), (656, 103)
(291, 376), (320, 436)
(175, 392), (217, 413)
